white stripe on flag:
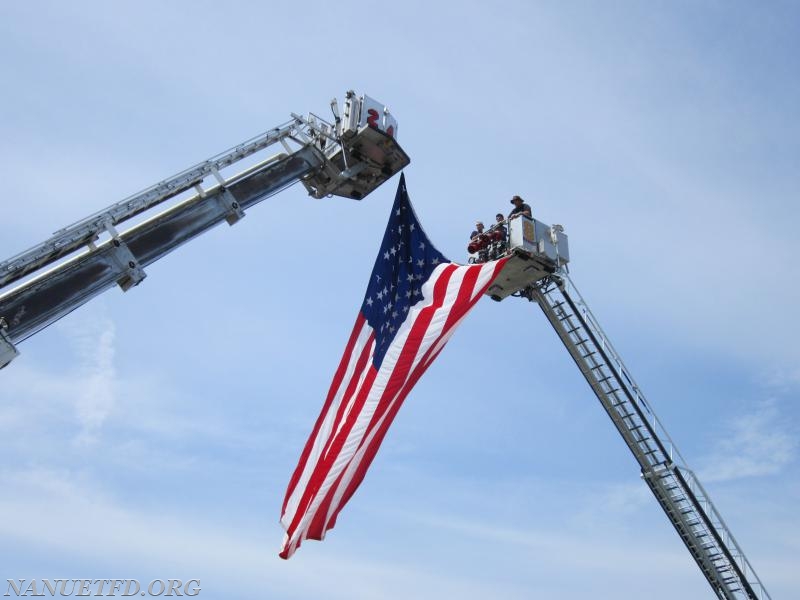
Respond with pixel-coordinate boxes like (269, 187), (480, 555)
(281, 320), (373, 528)
(321, 261), (504, 529)
(285, 266), (458, 548)
(281, 256), (509, 557)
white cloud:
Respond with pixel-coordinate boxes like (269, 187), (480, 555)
(699, 398), (797, 482)
(59, 316), (117, 446)
(765, 365), (800, 392)
(402, 510), (690, 574)
(2, 310), (121, 447)
(0, 467), (532, 600)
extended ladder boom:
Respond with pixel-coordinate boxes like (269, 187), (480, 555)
(480, 215), (771, 599)
(0, 91), (409, 368)
(529, 275), (771, 600)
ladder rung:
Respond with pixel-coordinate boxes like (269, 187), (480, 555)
(717, 565), (734, 574)
(581, 350), (597, 359)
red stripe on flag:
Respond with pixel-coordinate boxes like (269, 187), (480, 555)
(282, 350), (379, 548)
(282, 314), (369, 514)
(318, 330), (376, 463)
(317, 261), (506, 532)
(280, 241), (509, 558)
(306, 265), (461, 537)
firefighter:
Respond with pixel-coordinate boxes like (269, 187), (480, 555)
(508, 195), (532, 220)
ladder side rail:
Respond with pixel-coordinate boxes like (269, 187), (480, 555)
(558, 276), (770, 599)
(535, 281), (743, 598)
(0, 147), (323, 346)
(532, 278), (770, 600)
(670, 467), (762, 600)
(677, 466), (770, 600)
(101, 121), (306, 226)
(641, 469), (736, 600)
(534, 281), (673, 469)
(527, 281), (735, 589)
(538, 282), (745, 599)
(561, 274), (688, 467)
(0, 119), (307, 290)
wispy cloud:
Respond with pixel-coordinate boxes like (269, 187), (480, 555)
(1, 312), (118, 456)
(59, 314), (117, 446)
(0, 467), (530, 600)
(699, 398), (797, 482)
(764, 365), (800, 393)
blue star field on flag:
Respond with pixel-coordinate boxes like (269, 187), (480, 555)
(360, 175), (448, 368)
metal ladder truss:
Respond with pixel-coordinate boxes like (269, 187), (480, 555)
(529, 275), (771, 600)
(0, 94), (409, 359)
(0, 146), (323, 348)
(0, 116), (327, 290)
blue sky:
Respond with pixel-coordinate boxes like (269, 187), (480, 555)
(1, 1), (798, 598)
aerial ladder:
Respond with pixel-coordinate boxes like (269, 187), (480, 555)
(479, 217), (772, 600)
(0, 91), (409, 369)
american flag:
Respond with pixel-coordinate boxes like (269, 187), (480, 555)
(279, 175), (508, 558)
